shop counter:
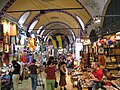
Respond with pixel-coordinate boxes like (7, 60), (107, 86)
(70, 68), (120, 90)
(111, 80), (120, 89)
(103, 86), (118, 90)
(76, 72), (92, 90)
(112, 74), (120, 79)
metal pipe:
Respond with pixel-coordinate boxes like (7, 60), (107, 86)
(29, 27), (82, 30)
(6, 7), (83, 13)
(95, 15), (120, 17)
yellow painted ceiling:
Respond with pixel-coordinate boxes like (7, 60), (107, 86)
(5, 0), (91, 37)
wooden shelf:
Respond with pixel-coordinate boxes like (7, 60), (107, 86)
(106, 67), (120, 71)
(106, 62), (120, 64)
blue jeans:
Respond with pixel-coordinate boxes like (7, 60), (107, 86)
(30, 74), (37, 90)
(92, 81), (101, 90)
(3, 75), (11, 90)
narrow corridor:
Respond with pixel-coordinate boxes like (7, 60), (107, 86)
(17, 71), (77, 90)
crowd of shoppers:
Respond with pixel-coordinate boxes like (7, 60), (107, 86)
(0, 49), (107, 90)
(0, 52), (69, 90)
(0, 51), (105, 90)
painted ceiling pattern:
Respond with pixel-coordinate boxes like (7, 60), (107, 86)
(79, 0), (108, 16)
(0, 0), (110, 41)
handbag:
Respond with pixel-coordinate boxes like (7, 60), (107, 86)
(54, 80), (58, 88)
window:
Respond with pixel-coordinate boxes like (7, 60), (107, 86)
(18, 12), (30, 25)
(28, 20), (38, 32)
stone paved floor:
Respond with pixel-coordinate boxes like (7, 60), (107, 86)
(17, 71), (77, 90)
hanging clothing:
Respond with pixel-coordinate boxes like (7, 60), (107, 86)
(22, 54), (27, 63)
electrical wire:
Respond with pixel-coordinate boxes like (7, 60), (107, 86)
(29, 27), (82, 30)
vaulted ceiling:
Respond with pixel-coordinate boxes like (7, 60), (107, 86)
(0, 0), (110, 43)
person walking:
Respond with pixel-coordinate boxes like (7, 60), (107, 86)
(11, 60), (21, 90)
(59, 62), (67, 90)
(45, 60), (56, 90)
(28, 59), (38, 90)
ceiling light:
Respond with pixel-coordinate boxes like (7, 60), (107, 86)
(94, 17), (101, 23)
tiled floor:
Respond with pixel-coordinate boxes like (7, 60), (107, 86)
(18, 71), (77, 90)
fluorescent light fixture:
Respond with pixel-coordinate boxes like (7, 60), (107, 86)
(94, 17), (101, 23)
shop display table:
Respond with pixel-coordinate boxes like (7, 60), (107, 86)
(71, 71), (83, 76)
(70, 68), (120, 90)
(111, 80), (120, 89)
(103, 86), (118, 90)
(71, 71), (83, 87)
(78, 78), (92, 88)
(112, 74), (120, 79)
(76, 72), (92, 90)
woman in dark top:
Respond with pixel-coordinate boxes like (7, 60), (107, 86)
(11, 60), (21, 90)
(59, 62), (67, 90)
(28, 59), (38, 90)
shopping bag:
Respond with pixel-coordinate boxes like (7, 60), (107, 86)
(54, 80), (58, 88)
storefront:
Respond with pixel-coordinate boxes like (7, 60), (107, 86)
(0, 19), (17, 65)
